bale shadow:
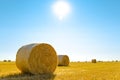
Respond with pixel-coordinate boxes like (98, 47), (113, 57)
(0, 73), (56, 80)
(58, 65), (70, 67)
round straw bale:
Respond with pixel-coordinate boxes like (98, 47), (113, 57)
(16, 43), (57, 74)
(58, 55), (70, 66)
(91, 59), (97, 63)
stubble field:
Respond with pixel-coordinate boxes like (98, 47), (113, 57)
(0, 61), (120, 80)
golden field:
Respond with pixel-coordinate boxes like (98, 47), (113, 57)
(0, 61), (120, 80)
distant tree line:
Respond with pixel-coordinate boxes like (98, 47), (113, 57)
(70, 59), (120, 63)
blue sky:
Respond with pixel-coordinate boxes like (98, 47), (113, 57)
(0, 0), (120, 61)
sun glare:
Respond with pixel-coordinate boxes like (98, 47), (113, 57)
(53, 1), (70, 20)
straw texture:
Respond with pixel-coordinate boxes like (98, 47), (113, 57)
(16, 43), (57, 74)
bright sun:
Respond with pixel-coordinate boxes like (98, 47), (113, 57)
(53, 1), (70, 20)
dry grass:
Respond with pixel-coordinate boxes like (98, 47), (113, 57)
(0, 61), (120, 80)
(16, 43), (57, 74)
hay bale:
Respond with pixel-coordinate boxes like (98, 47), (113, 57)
(8, 60), (11, 62)
(91, 59), (97, 63)
(58, 55), (70, 66)
(3, 60), (7, 62)
(16, 43), (57, 74)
